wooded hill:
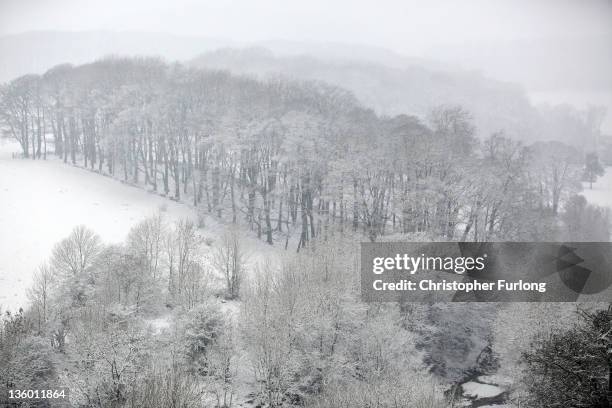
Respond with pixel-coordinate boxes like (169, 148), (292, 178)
(0, 57), (607, 248)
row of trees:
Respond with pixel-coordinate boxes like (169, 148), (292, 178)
(1, 57), (605, 248)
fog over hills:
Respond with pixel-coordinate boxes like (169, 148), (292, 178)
(0, 31), (232, 83)
(3, 30), (610, 93)
(190, 47), (541, 141)
(0, 31), (454, 83)
(427, 35), (612, 134)
(1, 30), (610, 139)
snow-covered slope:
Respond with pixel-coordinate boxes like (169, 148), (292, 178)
(0, 140), (196, 310)
(0, 140), (279, 313)
(582, 167), (612, 210)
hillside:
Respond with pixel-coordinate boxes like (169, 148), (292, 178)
(0, 30), (230, 83)
(190, 47), (542, 142)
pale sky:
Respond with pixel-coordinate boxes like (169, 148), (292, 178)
(1, 0), (611, 55)
(1, 0), (611, 127)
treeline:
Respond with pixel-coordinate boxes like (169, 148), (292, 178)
(0, 57), (609, 247)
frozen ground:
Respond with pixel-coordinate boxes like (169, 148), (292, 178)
(582, 166), (612, 210)
(461, 381), (504, 399)
(0, 140), (277, 312)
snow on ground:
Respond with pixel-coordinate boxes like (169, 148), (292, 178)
(582, 166), (612, 210)
(0, 140), (187, 311)
(0, 139), (278, 312)
(477, 406), (512, 408)
(146, 316), (172, 335)
(461, 381), (504, 399)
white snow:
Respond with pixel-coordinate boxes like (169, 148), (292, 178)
(582, 166), (612, 210)
(146, 316), (172, 334)
(461, 381), (504, 399)
(477, 406), (511, 408)
(0, 139), (279, 313)
(0, 140), (196, 312)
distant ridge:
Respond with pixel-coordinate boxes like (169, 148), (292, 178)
(190, 47), (539, 141)
(0, 30), (232, 83)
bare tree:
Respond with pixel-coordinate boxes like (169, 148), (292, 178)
(26, 264), (53, 334)
(0, 74), (42, 158)
(51, 225), (101, 277)
(528, 141), (582, 216)
(126, 214), (166, 282)
(212, 228), (247, 299)
(165, 219), (204, 305)
(206, 328), (237, 408)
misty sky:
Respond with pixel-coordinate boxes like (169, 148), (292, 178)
(2, 0), (611, 55)
(2, 0), (612, 130)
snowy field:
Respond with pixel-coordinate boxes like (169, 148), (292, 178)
(581, 166), (612, 210)
(0, 140), (193, 311)
(0, 140), (277, 312)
